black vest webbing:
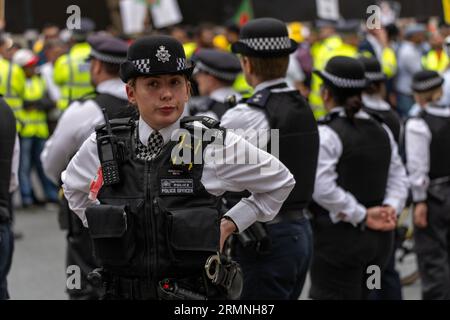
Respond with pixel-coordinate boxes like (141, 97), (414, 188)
(90, 116), (225, 283)
(323, 112), (391, 208)
(94, 93), (129, 120)
(420, 111), (450, 180)
(363, 107), (401, 144)
(0, 98), (16, 223)
(189, 96), (229, 120)
(246, 84), (319, 211)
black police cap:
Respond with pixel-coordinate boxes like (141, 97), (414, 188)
(120, 35), (194, 83)
(314, 56), (368, 89)
(412, 70), (444, 93)
(358, 56), (386, 83)
(231, 18), (298, 58)
(192, 49), (241, 82)
(87, 34), (128, 65)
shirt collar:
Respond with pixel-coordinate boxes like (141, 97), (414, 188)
(96, 78), (128, 100)
(139, 117), (181, 147)
(210, 87), (240, 103)
(424, 104), (450, 117)
(328, 106), (371, 119)
(254, 78), (287, 93)
(362, 94), (391, 111)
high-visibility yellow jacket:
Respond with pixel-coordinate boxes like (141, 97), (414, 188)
(53, 42), (94, 111)
(16, 75), (49, 139)
(0, 57), (26, 114)
(421, 49), (449, 73)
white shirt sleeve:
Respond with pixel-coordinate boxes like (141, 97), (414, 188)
(312, 125), (367, 226)
(381, 124), (409, 214)
(202, 131), (296, 232)
(9, 135), (20, 193)
(221, 104), (270, 147)
(405, 118), (431, 202)
(62, 132), (101, 226)
(42, 101), (104, 185)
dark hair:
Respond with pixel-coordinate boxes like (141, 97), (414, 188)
(325, 83), (363, 120)
(101, 61), (121, 76)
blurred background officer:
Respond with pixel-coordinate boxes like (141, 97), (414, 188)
(189, 48), (241, 120)
(62, 35), (295, 300)
(0, 33), (26, 121)
(395, 24), (427, 118)
(0, 98), (19, 300)
(41, 34), (129, 300)
(360, 57), (401, 143)
(53, 18), (96, 113)
(309, 56), (408, 300)
(405, 71), (450, 300)
(222, 18), (319, 300)
(421, 31), (448, 73)
(13, 49), (57, 207)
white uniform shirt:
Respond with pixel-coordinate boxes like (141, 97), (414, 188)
(41, 78), (127, 184)
(405, 105), (450, 202)
(40, 62), (61, 102)
(362, 94), (392, 111)
(313, 108), (409, 226)
(9, 135), (20, 193)
(61, 117), (296, 233)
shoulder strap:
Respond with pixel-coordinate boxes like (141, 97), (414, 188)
(180, 116), (221, 130)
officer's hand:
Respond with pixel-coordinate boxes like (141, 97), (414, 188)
(366, 206), (396, 231)
(381, 205), (397, 225)
(220, 218), (237, 253)
(413, 202), (428, 229)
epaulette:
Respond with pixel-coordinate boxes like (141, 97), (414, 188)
(95, 117), (135, 133)
(180, 116), (221, 130)
(246, 89), (272, 108)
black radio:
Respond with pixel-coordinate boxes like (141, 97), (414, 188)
(97, 109), (121, 186)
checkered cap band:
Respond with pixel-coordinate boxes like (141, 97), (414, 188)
(177, 58), (187, 71)
(239, 36), (291, 51)
(321, 70), (367, 88)
(365, 72), (385, 82)
(412, 77), (443, 92)
(133, 59), (151, 73)
(91, 49), (127, 64)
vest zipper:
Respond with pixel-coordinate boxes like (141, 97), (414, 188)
(148, 160), (159, 288)
(144, 162), (153, 285)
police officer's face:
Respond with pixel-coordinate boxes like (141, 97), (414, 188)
(127, 74), (190, 130)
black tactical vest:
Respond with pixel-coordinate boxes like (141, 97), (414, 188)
(0, 98), (16, 223)
(363, 107), (401, 144)
(189, 96), (229, 120)
(244, 83), (319, 211)
(86, 116), (225, 288)
(94, 93), (129, 120)
(420, 110), (450, 180)
(312, 112), (391, 213)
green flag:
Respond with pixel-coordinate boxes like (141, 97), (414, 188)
(233, 0), (254, 26)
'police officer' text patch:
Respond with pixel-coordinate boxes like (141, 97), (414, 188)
(160, 179), (194, 195)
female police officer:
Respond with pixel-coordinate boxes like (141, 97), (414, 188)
(61, 35), (295, 300)
(308, 56), (409, 299)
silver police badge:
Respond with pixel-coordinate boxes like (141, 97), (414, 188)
(156, 46), (171, 63)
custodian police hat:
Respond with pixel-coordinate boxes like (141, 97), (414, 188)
(411, 70), (444, 93)
(314, 56), (368, 89)
(120, 35), (194, 83)
(358, 56), (386, 83)
(87, 34), (128, 64)
(231, 18), (298, 58)
(192, 49), (241, 82)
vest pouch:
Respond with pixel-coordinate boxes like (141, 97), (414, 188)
(165, 206), (220, 273)
(85, 204), (135, 266)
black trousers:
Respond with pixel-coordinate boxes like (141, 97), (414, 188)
(414, 185), (450, 300)
(310, 213), (394, 300)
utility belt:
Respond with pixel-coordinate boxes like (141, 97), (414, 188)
(428, 175), (450, 204)
(88, 253), (243, 300)
(236, 209), (308, 254)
